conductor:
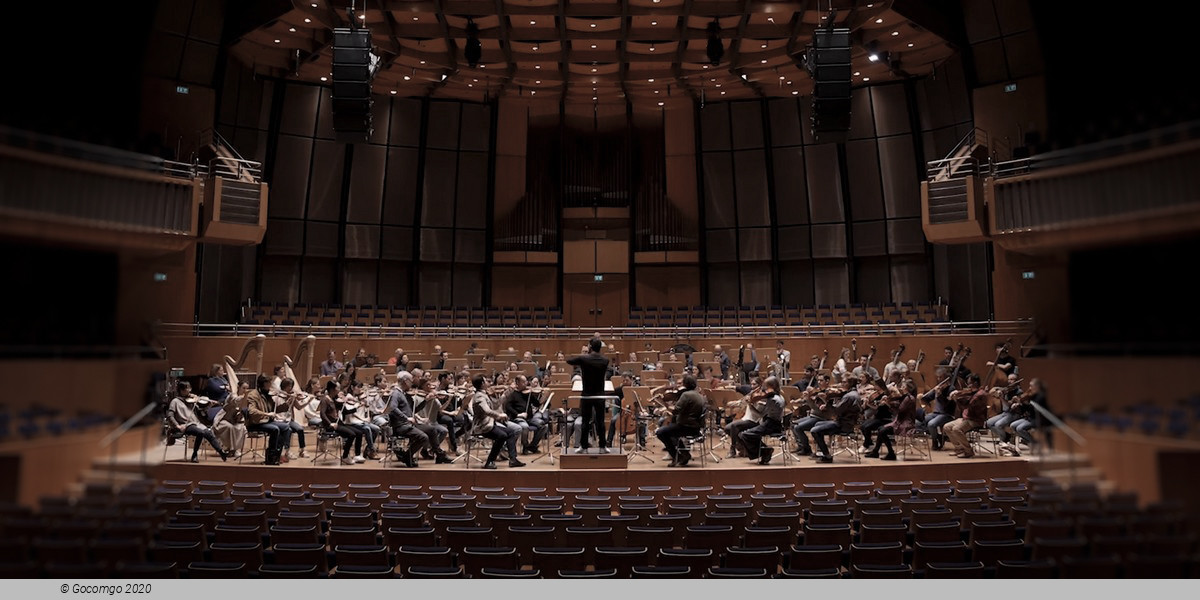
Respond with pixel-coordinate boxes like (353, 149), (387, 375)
(567, 336), (612, 453)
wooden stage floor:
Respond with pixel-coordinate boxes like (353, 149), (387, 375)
(149, 437), (1037, 491)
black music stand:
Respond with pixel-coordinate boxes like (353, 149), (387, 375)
(528, 391), (556, 465)
(625, 389), (654, 464)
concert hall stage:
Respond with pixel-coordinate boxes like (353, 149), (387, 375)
(149, 447), (1036, 491)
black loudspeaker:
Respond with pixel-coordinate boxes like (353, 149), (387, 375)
(806, 27), (851, 143)
(332, 27), (375, 143)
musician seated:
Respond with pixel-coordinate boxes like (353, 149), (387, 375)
(943, 375), (990, 459)
(167, 381), (229, 462)
(987, 374), (1022, 450)
(1006, 378), (1048, 455)
(410, 379), (453, 464)
(852, 356), (880, 382)
(920, 368), (956, 450)
(725, 380), (762, 459)
(385, 372), (437, 467)
(655, 374), (706, 467)
(213, 382), (248, 459)
(245, 375), (288, 465)
(810, 377), (863, 464)
(274, 378), (309, 460)
(859, 381), (892, 452)
(502, 375), (549, 455)
(791, 374), (833, 456)
(320, 350), (344, 377)
(343, 380), (380, 460)
(739, 376), (786, 465)
(319, 381), (364, 465)
(603, 374), (628, 448)
(469, 375), (526, 469)
(206, 363), (232, 404)
(388, 347), (405, 366)
(865, 382), (919, 461)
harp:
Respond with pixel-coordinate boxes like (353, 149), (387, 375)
(282, 335), (318, 384)
(222, 334), (267, 392)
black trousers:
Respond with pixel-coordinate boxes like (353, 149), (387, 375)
(393, 422), (430, 457)
(579, 398), (608, 449)
(739, 419), (782, 459)
(860, 418), (886, 448)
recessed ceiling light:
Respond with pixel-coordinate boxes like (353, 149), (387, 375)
(654, 90), (659, 94)
(649, 44), (655, 51)
(592, 96), (597, 100)
(404, 75), (411, 80)
(591, 68), (596, 72)
(703, 65), (709, 69)
(479, 65), (484, 68)
(311, 2), (317, 7)
(420, 60), (426, 64)
(854, 71), (860, 76)
(867, 3), (874, 7)
(304, 18), (311, 23)
(289, 27), (296, 32)
(274, 39), (280, 43)
(779, 75), (785, 79)
(760, 59), (767, 63)
(715, 83), (721, 88)
(390, 90), (398, 95)
(412, 16), (418, 21)
(530, 20), (536, 25)
(908, 42), (914, 47)
(473, 78), (478, 82)
(891, 31), (899, 36)
(320, 76), (327, 81)
(359, 14), (365, 20)
(875, 18), (884, 24)
(863, 77), (870, 81)
(535, 65), (541, 69)
(651, 20), (658, 26)
(531, 90), (536, 94)
(590, 23), (596, 28)
(533, 44), (539, 51)
(591, 44), (597, 49)
(658, 101), (664, 106)
(768, 17), (775, 23)
(711, 78), (716, 82)
(468, 84), (473, 87)
(792, 90), (798, 95)
(535, 80), (541, 84)
(648, 78), (654, 82)
(786, 80), (792, 85)
(761, 43), (768, 49)
(653, 0), (661, 3)
(720, 91), (726, 95)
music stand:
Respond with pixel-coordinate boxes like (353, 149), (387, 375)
(625, 389), (654, 464)
(700, 389), (728, 463)
(528, 391), (556, 465)
(567, 380), (619, 455)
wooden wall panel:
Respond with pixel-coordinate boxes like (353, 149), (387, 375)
(635, 265), (701, 308)
(491, 265), (558, 308)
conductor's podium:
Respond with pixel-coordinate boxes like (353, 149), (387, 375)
(559, 380), (629, 470)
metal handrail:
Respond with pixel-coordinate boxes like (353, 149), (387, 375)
(993, 118), (1200, 180)
(1030, 401), (1086, 447)
(157, 319), (1034, 340)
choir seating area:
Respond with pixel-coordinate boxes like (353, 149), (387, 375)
(2, 475), (1194, 578)
(628, 302), (948, 328)
(243, 305), (565, 329)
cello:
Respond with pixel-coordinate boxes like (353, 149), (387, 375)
(984, 338), (1015, 389)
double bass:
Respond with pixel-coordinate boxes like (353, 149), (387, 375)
(912, 349), (927, 394)
(984, 338), (1014, 389)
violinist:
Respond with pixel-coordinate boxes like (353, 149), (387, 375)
(656, 374), (706, 467)
(386, 372), (437, 467)
(987, 374), (1022, 451)
(920, 367), (956, 450)
(246, 375), (287, 465)
(469, 374), (526, 469)
(502, 374), (549, 455)
(791, 374), (834, 456)
(319, 380), (364, 465)
(436, 372), (468, 454)
(810, 376), (862, 464)
(793, 366), (817, 392)
(943, 374), (989, 459)
(724, 382), (764, 459)
(1007, 378), (1048, 455)
(864, 381), (919, 460)
(738, 376), (786, 465)
(167, 381), (229, 463)
(412, 377), (453, 461)
(274, 378), (309, 460)
(859, 379), (893, 451)
(213, 381), (248, 459)
(343, 380), (380, 460)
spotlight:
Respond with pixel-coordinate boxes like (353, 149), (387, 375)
(706, 20), (724, 66)
(867, 41), (881, 62)
(465, 18), (482, 68)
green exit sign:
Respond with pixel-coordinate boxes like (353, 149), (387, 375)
(175, 85), (190, 94)
(1021, 271), (1036, 280)
(1004, 83), (1018, 93)
(594, 274), (604, 282)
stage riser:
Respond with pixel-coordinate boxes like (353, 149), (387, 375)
(151, 460), (1034, 491)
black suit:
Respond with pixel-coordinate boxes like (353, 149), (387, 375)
(567, 351), (611, 450)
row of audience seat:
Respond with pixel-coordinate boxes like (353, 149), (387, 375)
(2, 476), (1195, 578)
(244, 306), (564, 329)
(629, 303), (946, 328)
